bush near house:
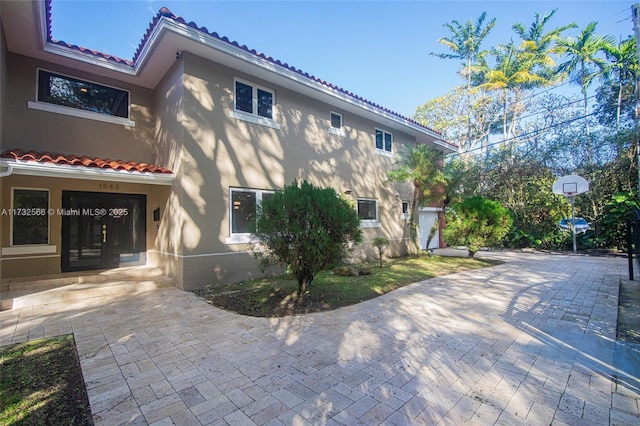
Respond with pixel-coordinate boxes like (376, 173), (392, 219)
(443, 196), (513, 257)
(253, 180), (363, 295)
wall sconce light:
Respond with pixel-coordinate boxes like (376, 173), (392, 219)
(153, 207), (161, 222)
(343, 189), (352, 195)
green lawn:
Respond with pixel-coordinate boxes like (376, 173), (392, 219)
(0, 335), (93, 426)
(195, 254), (501, 317)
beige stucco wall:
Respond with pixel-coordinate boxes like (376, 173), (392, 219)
(0, 174), (169, 278)
(150, 59), (186, 288)
(155, 52), (417, 289)
(2, 53), (156, 162)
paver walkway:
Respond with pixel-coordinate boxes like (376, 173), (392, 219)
(1, 251), (639, 425)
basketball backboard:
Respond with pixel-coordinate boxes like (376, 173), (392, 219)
(552, 175), (589, 197)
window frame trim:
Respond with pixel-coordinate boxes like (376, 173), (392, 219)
(329, 111), (346, 137)
(32, 67), (135, 126)
(356, 197), (380, 227)
(401, 200), (411, 220)
(9, 187), (51, 247)
(375, 128), (394, 156)
(226, 187), (276, 244)
(233, 77), (277, 121)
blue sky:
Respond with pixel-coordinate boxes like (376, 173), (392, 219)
(50, 1), (636, 118)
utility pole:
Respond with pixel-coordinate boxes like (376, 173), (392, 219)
(632, 5), (640, 195)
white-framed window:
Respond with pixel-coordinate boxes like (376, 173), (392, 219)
(10, 188), (50, 246)
(357, 198), (380, 228)
(330, 112), (342, 129)
(402, 201), (410, 219)
(29, 68), (135, 126)
(329, 111), (346, 137)
(233, 78), (275, 119)
(227, 187), (274, 244)
(375, 129), (393, 155)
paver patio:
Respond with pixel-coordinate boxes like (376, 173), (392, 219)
(1, 250), (639, 425)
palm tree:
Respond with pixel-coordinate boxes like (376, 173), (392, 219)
(431, 12), (497, 150)
(387, 144), (446, 249)
(602, 37), (638, 132)
(431, 12), (497, 93)
(479, 41), (548, 144)
(512, 9), (577, 83)
(556, 22), (616, 161)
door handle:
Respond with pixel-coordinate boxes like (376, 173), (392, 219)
(102, 224), (107, 243)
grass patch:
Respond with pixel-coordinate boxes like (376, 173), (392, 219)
(195, 254), (501, 317)
(0, 334), (93, 426)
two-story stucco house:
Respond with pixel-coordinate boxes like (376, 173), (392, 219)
(0, 0), (456, 290)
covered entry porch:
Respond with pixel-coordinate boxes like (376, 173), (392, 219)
(0, 150), (173, 280)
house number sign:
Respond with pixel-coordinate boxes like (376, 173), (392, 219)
(98, 183), (120, 190)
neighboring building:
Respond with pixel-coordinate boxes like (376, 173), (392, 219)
(0, 0), (456, 290)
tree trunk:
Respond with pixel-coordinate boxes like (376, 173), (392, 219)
(502, 89), (508, 145)
(409, 182), (421, 250)
(584, 88), (591, 163)
(616, 76), (623, 133)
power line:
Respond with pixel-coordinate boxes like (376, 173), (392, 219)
(449, 103), (625, 157)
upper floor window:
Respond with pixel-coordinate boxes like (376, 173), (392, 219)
(37, 69), (129, 119)
(234, 79), (274, 120)
(375, 129), (393, 154)
(329, 111), (346, 137)
(330, 112), (343, 129)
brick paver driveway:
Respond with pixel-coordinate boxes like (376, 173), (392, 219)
(2, 251), (639, 425)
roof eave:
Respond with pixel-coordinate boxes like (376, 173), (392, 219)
(34, 2), (457, 151)
(0, 159), (175, 186)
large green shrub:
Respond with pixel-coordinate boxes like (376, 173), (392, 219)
(443, 196), (513, 257)
(599, 191), (640, 251)
(253, 180), (363, 295)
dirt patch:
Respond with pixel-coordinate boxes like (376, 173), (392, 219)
(618, 280), (640, 343)
(199, 286), (348, 317)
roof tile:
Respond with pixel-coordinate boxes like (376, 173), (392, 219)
(1, 149), (173, 175)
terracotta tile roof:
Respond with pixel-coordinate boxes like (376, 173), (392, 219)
(43, 0), (453, 145)
(1, 149), (173, 174)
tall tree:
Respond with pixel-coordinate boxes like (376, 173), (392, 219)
(602, 36), (638, 132)
(431, 12), (497, 92)
(556, 22), (616, 161)
(413, 86), (502, 154)
(431, 12), (497, 149)
(478, 11), (575, 146)
(387, 144), (446, 249)
(478, 41), (548, 143)
(512, 9), (576, 77)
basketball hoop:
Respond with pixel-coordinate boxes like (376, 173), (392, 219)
(552, 175), (590, 254)
(553, 177), (588, 197)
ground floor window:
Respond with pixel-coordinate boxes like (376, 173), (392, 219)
(402, 201), (410, 219)
(357, 198), (378, 222)
(11, 188), (49, 245)
(230, 188), (274, 237)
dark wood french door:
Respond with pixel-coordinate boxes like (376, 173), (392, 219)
(61, 191), (146, 272)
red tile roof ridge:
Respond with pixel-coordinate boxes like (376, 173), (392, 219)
(43, 0), (455, 146)
(1, 149), (173, 174)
